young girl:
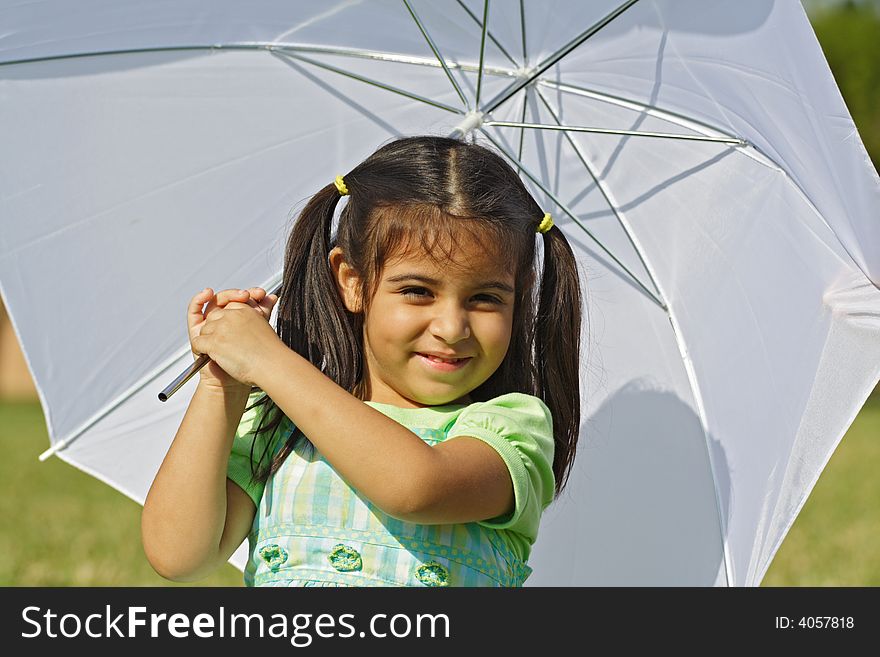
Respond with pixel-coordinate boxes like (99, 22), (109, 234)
(142, 135), (583, 587)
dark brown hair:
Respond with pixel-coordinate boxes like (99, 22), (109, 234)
(244, 135), (583, 497)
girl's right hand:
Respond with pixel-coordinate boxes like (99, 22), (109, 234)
(187, 287), (279, 393)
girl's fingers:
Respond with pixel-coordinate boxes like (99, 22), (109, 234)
(246, 287), (266, 301)
(187, 288), (214, 329)
(245, 288), (268, 316)
(216, 288), (251, 306)
(192, 287), (271, 325)
(190, 333), (206, 357)
(222, 300), (269, 322)
(223, 300), (257, 312)
(261, 293), (278, 308)
(255, 293), (278, 320)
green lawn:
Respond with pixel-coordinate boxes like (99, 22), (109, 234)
(0, 401), (242, 586)
(0, 396), (876, 586)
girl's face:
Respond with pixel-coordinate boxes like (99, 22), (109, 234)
(330, 237), (516, 408)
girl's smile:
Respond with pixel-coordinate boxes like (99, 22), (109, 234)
(415, 352), (473, 371)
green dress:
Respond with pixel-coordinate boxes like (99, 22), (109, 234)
(227, 392), (555, 587)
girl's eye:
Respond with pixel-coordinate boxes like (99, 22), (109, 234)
(400, 287), (504, 304)
(400, 287), (430, 299)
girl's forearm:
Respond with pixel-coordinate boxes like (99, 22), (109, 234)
(141, 381), (251, 580)
(256, 344), (437, 519)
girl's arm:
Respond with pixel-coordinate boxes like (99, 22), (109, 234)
(141, 383), (256, 581)
(142, 287), (274, 581)
(255, 347), (514, 525)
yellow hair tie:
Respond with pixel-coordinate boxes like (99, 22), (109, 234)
(537, 212), (553, 234)
(334, 174), (349, 196)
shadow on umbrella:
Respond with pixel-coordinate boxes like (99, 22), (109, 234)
(532, 380), (730, 586)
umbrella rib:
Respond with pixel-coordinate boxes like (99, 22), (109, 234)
(481, 0), (643, 114)
(517, 86), (529, 175)
(475, 0), (490, 110)
(484, 121), (746, 145)
(516, 0), (528, 167)
(402, 0), (470, 110)
(273, 50), (464, 115)
(273, 43), (516, 77)
(0, 42), (519, 79)
(454, 0), (520, 68)
(534, 87), (665, 305)
(479, 128), (667, 311)
(537, 79), (748, 145)
(0, 44), (236, 67)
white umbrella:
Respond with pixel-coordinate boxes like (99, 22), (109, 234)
(1, 0), (878, 586)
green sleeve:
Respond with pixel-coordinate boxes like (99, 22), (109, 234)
(226, 392), (275, 508)
(446, 392), (556, 545)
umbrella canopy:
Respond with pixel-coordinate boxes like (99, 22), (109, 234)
(1, 0), (878, 586)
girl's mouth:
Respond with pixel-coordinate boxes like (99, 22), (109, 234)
(416, 353), (472, 372)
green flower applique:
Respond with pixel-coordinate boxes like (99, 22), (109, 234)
(415, 561), (449, 587)
(259, 544), (289, 571)
(328, 544), (363, 572)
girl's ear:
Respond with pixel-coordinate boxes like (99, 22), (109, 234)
(328, 246), (363, 313)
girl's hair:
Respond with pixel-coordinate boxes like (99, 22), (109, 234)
(245, 135), (583, 498)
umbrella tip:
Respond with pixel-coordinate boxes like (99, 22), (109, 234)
(449, 111), (484, 139)
(38, 444), (59, 462)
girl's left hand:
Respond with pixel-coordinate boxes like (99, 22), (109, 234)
(190, 295), (283, 388)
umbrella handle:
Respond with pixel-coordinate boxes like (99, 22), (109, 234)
(158, 354), (210, 402)
(158, 283), (282, 402)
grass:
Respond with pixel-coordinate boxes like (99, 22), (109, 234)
(0, 401), (242, 586)
(0, 396), (876, 586)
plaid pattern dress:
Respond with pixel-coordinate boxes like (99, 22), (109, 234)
(227, 392), (555, 587)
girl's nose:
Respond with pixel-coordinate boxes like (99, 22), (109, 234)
(429, 307), (471, 343)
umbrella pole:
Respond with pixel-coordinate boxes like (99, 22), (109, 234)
(158, 355), (210, 402)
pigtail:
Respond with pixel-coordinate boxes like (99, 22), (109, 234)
(535, 224), (583, 497)
(246, 182), (363, 487)
(279, 183), (358, 379)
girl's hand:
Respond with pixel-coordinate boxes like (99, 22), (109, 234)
(189, 288), (283, 389)
(187, 287), (279, 393)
